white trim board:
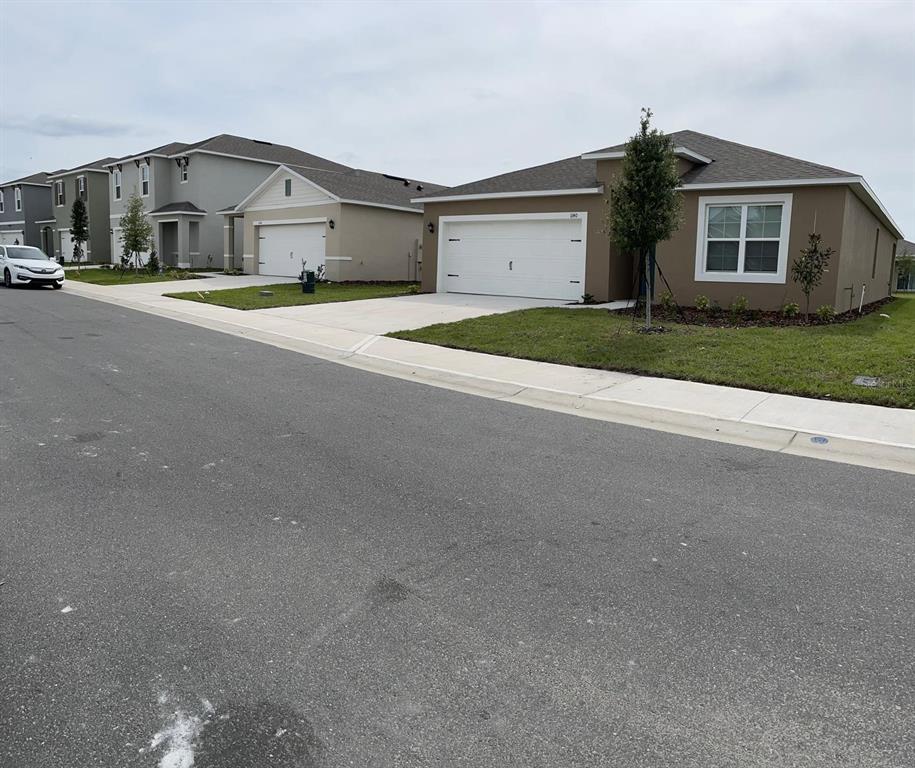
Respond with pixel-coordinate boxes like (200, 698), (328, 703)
(338, 199), (420, 214)
(47, 168), (109, 179)
(1, 219), (26, 225)
(412, 187), (603, 204)
(102, 153), (171, 168)
(581, 146), (713, 164)
(148, 210), (206, 217)
(680, 176), (902, 239)
(253, 217), (328, 227)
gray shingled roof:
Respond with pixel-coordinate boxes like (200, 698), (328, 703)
(180, 134), (353, 173)
(106, 133), (446, 210)
(0, 171), (53, 187)
(49, 157), (119, 178)
(286, 165), (446, 210)
(149, 201), (206, 214)
(419, 130), (859, 199)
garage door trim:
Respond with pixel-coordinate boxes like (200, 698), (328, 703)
(253, 217), (328, 227)
(436, 211), (588, 299)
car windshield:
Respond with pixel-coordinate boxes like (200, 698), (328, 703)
(5, 247), (50, 261)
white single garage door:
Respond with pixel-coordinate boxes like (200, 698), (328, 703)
(257, 222), (326, 277)
(0, 230), (24, 246)
(439, 214), (587, 301)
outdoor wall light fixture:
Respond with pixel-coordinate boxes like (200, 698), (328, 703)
(426, 222), (434, 234)
(328, 219), (335, 229)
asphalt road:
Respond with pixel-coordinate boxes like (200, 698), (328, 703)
(1, 286), (913, 768)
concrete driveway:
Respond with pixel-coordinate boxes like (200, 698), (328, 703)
(261, 292), (567, 334)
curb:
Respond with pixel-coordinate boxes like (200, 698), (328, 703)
(61, 283), (915, 475)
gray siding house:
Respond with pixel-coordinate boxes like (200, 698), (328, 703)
(46, 158), (116, 263)
(0, 172), (56, 249)
(105, 135), (355, 268)
(105, 134), (444, 275)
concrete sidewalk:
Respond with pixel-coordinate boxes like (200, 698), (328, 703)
(60, 278), (915, 474)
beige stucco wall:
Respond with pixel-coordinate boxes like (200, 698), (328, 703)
(420, 194), (626, 301)
(834, 189), (896, 312)
(420, 180), (888, 310)
(241, 203), (341, 276)
(241, 203), (421, 281)
(335, 204), (422, 281)
(657, 185), (848, 311)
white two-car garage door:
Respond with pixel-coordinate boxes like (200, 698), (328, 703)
(438, 213), (587, 301)
(257, 222), (326, 277)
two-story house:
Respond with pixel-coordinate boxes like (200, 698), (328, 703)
(105, 134), (444, 278)
(0, 172), (56, 249)
(46, 158), (117, 263)
(105, 135), (354, 269)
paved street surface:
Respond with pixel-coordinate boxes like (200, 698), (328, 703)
(2, 288), (913, 768)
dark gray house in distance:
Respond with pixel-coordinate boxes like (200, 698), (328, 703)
(0, 171), (56, 248)
(46, 158), (116, 263)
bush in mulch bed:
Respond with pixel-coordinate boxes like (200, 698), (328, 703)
(612, 297), (893, 328)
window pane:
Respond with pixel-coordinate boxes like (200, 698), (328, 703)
(744, 241), (779, 272)
(746, 205), (781, 238)
(707, 205), (741, 238)
(706, 241), (739, 272)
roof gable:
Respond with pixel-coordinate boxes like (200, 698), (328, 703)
(238, 166), (337, 212)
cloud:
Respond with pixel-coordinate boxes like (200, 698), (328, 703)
(2, 114), (138, 138)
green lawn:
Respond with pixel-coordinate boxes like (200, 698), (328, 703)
(165, 281), (419, 310)
(67, 269), (205, 286)
(390, 295), (915, 408)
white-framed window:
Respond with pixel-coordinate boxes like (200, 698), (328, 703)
(113, 170), (122, 200)
(694, 193), (793, 284)
(140, 163), (150, 196)
(55, 180), (65, 207)
(14, 187), (22, 211)
(77, 176), (86, 198)
(0, 189), (4, 213)
(284, 178), (292, 197)
(180, 162), (188, 184)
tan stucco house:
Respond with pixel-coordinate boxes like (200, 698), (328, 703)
(220, 163), (444, 281)
(413, 131), (904, 311)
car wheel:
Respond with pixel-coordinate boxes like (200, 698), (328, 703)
(53, 282), (63, 290)
(3, 269), (10, 288)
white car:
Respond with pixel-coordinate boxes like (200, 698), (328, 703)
(0, 245), (65, 289)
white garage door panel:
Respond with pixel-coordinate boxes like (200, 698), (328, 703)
(0, 230), (24, 246)
(440, 216), (586, 301)
(258, 222), (326, 277)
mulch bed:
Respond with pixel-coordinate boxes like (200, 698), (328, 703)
(611, 297), (893, 328)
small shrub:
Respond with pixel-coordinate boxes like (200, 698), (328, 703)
(659, 291), (675, 311)
(729, 295), (749, 316)
(146, 250), (160, 274)
(694, 295), (710, 311)
(815, 304), (836, 322)
(709, 300), (723, 318)
(407, 284), (420, 295)
(580, 293), (596, 304)
(781, 302), (800, 318)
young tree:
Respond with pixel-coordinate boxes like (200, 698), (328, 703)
(791, 233), (834, 321)
(119, 193), (153, 273)
(607, 108), (682, 329)
(69, 198), (89, 275)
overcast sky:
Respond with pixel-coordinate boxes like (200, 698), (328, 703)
(1, 0), (913, 235)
